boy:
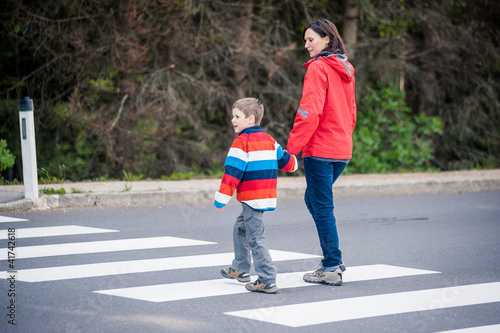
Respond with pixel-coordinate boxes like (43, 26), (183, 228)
(214, 97), (298, 294)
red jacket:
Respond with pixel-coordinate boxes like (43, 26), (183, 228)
(287, 51), (356, 159)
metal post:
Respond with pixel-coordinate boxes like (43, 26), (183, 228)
(18, 97), (38, 200)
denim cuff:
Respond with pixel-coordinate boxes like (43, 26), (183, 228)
(322, 265), (340, 272)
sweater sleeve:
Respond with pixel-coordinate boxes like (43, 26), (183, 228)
(287, 62), (328, 155)
(214, 136), (248, 208)
(276, 142), (298, 172)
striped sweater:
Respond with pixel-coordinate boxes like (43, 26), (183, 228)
(214, 126), (298, 211)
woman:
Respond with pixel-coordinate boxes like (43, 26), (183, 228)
(287, 19), (356, 286)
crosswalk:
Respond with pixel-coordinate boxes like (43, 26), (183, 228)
(0, 235), (216, 260)
(1, 214), (499, 331)
(0, 215), (27, 223)
(225, 282), (500, 327)
(436, 324), (500, 333)
(94, 265), (439, 302)
(3, 250), (319, 282)
(0, 225), (118, 239)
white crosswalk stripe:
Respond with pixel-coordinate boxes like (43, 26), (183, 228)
(225, 282), (500, 327)
(435, 324), (500, 333)
(0, 215), (28, 223)
(0, 225), (118, 239)
(94, 264), (440, 302)
(0, 235), (215, 259)
(1, 250), (320, 282)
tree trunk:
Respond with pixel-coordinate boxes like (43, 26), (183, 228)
(232, 0), (254, 99)
(342, 0), (359, 60)
(419, 2), (438, 116)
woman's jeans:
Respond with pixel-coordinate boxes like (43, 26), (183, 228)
(303, 157), (346, 271)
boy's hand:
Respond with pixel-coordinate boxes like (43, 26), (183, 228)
(217, 207), (224, 212)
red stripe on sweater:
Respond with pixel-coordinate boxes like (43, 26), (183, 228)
(238, 179), (277, 192)
(218, 183), (236, 196)
(221, 174), (240, 189)
(281, 157), (296, 172)
(231, 136), (247, 150)
(247, 140), (275, 152)
(237, 188), (277, 201)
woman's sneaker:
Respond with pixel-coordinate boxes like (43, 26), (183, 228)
(220, 267), (250, 282)
(339, 260), (346, 272)
(303, 268), (343, 286)
(319, 260), (347, 272)
(245, 280), (278, 294)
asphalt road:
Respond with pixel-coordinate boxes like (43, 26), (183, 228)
(1, 190), (499, 332)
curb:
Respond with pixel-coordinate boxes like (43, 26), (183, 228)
(1, 170), (499, 212)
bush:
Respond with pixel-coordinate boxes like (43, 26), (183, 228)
(349, 84), (443, 174)
(0, 139), (15, 171)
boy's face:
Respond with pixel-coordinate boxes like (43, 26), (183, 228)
(231, 108), (255, 134)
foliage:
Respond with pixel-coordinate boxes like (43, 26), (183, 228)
(0, 139), (15, 171)
(38, 167), (65, 184)
(122, 170), (144, 181)
(355, 0), (500, 170)
(40, 187), (66, 195)
(0, 178), (20, 186)
(0, 0), (498, 183)
(164, 171), (194, 181)
(349, 84), (442, 173)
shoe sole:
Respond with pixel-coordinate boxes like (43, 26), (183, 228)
(220, 269), (250, 283)
(245, 285), (279, 294)
(303, 271), (343, 286)
(303, 277), (343, 286)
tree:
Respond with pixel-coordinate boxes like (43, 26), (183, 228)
(353, 0), (499, 169)
(0, 0), (497, 182)
(342, 0), (359, 60)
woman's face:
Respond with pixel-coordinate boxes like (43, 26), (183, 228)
(304, 28), (329, 58)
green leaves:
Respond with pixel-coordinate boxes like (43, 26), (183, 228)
(0, 139), (15, 172)
(349, 83), (443, 173)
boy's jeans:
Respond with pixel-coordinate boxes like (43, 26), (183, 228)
(232, 204), (277, 284)
(303, 157), (346, 271)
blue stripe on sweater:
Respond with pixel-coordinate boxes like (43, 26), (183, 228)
(241, 169), (277, 182)
(225, 165), (245, 180)
(225, 156), (247, 171)
(246, 160), (278, 171)
(277, 145), (292, 169)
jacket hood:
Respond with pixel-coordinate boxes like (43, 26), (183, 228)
(304, 49), (354, 82)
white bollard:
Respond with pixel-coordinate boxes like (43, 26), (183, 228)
(18, 97), (39, 200)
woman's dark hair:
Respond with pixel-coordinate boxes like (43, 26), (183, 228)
(303, 19), (346, 54)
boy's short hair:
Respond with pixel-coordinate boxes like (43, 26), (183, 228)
(232, 98), (264, 125)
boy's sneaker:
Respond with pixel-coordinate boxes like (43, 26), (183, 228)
(245, 280), (279, 294)
(220, 267), (250, 282)
(303, 268), (343, 286)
